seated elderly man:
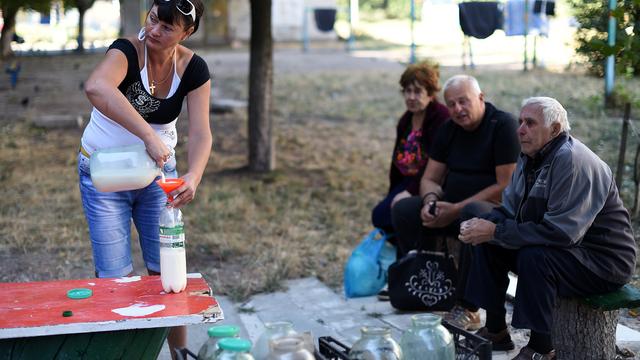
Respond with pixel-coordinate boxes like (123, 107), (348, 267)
(389, 75), (520, 328)
(459, 97), (637, 359)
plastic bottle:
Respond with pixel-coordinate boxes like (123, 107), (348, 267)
(89, 144), (161, 192)
(198, 325), (241, 360)
(266, 335), (316, 360)
(253, 321), (298, 360)
(400, 314), (455, 360)
(216, 338), (255, 360)
(159, 182), (187, 293)
(348, 326), (402, 360)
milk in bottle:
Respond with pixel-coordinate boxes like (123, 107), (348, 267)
(158, 179), (187, 293)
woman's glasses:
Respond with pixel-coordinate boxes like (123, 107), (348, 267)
(163, 0), (196, 22)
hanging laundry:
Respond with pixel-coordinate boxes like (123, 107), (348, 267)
(504, 0), (549, 36)
(314, 8), (337, 32)
(458, 2), (504, 39)
(533, 0), (556, 16)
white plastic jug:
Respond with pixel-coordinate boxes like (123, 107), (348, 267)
(89, 144), (161, 192)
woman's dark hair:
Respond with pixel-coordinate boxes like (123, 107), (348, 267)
(154, 0), (204, 34)
(399, 61), (441, 96)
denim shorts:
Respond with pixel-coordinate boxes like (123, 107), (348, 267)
(78, 151), (178, 278)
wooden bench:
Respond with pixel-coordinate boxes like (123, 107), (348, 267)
(551, 284), (640, 360)
(0, 273), (223, 360)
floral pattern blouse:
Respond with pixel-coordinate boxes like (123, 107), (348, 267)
(394, 127), (428, 176)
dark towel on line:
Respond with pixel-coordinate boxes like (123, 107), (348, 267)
(458, 2), (504, 39)
(314, 8), (337, 32)
(533, 0), (555, 16)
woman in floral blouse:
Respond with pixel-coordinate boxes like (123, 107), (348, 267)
(372, 61), (449, 235)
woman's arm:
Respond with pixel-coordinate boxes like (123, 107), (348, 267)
(84, 48), (169, 166)
(171, 79), (212, 208)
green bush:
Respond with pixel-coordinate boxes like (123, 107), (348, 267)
(569, 0), (640, 77)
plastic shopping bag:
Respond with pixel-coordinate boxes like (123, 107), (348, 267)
(344, 229), (397, 298)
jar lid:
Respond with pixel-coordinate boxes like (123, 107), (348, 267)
(218, 337), (252, 352)
(67, 288), (93, 299)
(207, 325), (240, 338)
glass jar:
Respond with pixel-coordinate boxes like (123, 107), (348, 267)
(266, 334), (315, 360)
(400, 314), (455, 360)
(348, 326), (402, 360)
(253, 321), (298, 360)
(198, 325), (241, 360)
(216, 338), (255, 360)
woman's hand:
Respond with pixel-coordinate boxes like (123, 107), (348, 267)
(458, 218), (496, 245)
(391, 190), (411, 209)
(144, 135), (171, 168)
(169, 172), (200, 208)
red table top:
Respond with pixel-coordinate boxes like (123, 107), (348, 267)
(0, 273), (222, 339)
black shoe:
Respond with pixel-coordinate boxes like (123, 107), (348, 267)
(377, 288), (389, 301)
(475, 327), (515, 351)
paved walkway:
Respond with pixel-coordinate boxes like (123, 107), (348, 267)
(159, 277), (640, 359)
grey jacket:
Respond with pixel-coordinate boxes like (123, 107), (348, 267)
(486, 134), (637, 284)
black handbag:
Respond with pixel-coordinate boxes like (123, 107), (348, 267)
(388, 236), (457, 311)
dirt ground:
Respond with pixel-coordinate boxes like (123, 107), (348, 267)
(2, 45), (640, 334)
(0, 46), (406, 288)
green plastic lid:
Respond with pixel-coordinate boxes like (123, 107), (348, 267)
(207, 325), (240, 338)
(217, 337), (252, 352)
(67, 288), (93, 299)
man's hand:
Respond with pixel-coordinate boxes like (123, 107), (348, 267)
(458, 218), (496, 245)
(421, 201), (459, 228)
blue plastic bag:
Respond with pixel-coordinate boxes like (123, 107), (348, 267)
(344, 229), (397, 298)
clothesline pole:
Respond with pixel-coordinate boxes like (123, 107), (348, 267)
(410, 0), (416, 64)
(604, 0), (617, 107)
(302, 7), (309, 52)
(348, 0), (358, 52)
(532, 36), (537, 67)
(523, 0), (529, 71)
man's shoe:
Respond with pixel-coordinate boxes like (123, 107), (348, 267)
(377, 287), (389, 301)
(475, 327), (515, 351)
(444, 305), (482, 331)
(511, 346), (556, 360)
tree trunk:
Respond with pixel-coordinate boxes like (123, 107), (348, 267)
(551, 298), (619, 359)
(0, 5), (19, 58)
(248, 0), (274, 172)
(77, 8), (86, 52)
(119, 0), (142, 37)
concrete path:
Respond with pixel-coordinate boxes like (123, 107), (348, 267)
(159, 277), (640, 359)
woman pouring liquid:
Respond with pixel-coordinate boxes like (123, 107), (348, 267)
(78, 0), (212, 358)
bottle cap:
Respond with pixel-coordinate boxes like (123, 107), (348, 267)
(67, 288), (93, 299)
(62, 310), (73, 317)
(207, 325), (240, 338)
(217, 337), (252, 352)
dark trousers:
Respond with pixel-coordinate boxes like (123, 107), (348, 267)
(371, 180), (411, 235)
(391, 196), (495, 304)
(465, 244), (623, 334)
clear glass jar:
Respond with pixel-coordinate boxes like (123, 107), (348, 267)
(253, 321), (298, 360)
(400, 314), (455, 360)
(266, 334), (315, 360)
(348, 326), (402, 360)
(198, 325), (241, 360)
(216, 338), (255, 360)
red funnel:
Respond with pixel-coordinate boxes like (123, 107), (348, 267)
(156, 178), (184, 201)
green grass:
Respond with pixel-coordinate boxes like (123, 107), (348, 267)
(1, 53), (640, 301)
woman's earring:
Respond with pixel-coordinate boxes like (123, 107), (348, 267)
(137, 27), (146, 41)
